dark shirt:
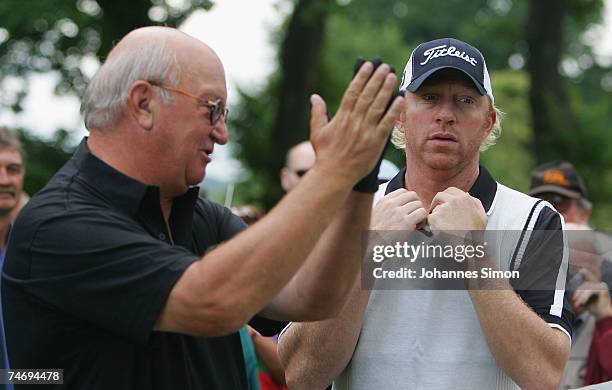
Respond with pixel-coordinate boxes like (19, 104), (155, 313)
(584, 316), (612, 385)
(2, 139), (284, 389)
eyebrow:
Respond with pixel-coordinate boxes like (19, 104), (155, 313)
(195, 88), (226, 102)
(418, 83), (480, 94)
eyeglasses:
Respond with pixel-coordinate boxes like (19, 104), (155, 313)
(538, 193), (573, 212)
(148, 81), (229, 125)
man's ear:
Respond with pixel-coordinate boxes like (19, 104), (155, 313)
(126, 81), (156, 130)
(280, 167), (291, 192)
(484, 105), (496, 136)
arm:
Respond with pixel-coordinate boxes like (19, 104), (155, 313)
(259, 191), (373, 320)
(155, 62), (407, 336)
(468, 289), (569, 390)
(278, 190), (427, 389)
(429, 189), (570, 389)
(279, 282), (371, 390)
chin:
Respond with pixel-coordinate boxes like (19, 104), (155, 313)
(0, 206), (14, 218)
(423, 154), (461, 170)
(187, 169), (207, 187)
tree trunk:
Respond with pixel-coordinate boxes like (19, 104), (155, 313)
(526, 0), (576, 163)
(265, 0), (329, 208)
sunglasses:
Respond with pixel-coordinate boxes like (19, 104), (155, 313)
(149, 81), (229, 125)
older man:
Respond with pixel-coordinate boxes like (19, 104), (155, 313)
(0, 127), (26, 258)
(2, 27), (405, 389)
(0, 127), (26, 390)
(279, 38), (573, 390)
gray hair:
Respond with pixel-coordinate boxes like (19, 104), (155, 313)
(0, 127), (25, 161)
(391, 100), (504, 152)
(81, 41), (180, 130)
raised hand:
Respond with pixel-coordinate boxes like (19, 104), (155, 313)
(308, 61), (405, 187)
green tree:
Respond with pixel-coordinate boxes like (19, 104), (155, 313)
(230, 0), (333, 209)
(18, 128), (74, 195)
(0, 0), (212, 110)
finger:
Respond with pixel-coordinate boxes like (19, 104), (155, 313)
(572, 290), (585, 304)
(444, 186), (464, 194)
(363, 71), (399, 126)
(375, 92), (406, 137)
(574, 291), (592, 307)
(407, 208), (429, 228)
(389, 190), (421, 206)
(428, 203), (448, 223)
(430, 191), (454, 212)
(579, 267), (598, 282)
(399, 200), (425, 215)
(352, 64), (392, 119)
(338, 61), (374, 113)
(472, 196), (485, 211)
(384, 188), (410, 199)
(309, 94), (328, 134)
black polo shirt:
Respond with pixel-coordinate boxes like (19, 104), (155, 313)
(2, 139), (284, 389)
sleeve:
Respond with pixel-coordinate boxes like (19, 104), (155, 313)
(595, 316), (612, 376)
(511, 203), (574, 340)
(215, 202), (249, 241)
(13, 210), (199, 345)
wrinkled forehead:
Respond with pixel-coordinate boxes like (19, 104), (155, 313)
(176, 43), (227, 99)
(418, 68), (481, 93)
(0, 148), (24, 164)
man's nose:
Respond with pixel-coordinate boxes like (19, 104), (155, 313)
(212, 118), (229, 145)
(0, 168), (11, 184)
(434, 98), (457, 126)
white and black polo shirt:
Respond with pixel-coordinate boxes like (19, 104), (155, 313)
(334, 166), (573, 390)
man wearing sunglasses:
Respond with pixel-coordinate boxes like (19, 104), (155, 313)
(1, 27), (405, 389)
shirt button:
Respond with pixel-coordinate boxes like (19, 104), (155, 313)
(158, 233), (166, 240)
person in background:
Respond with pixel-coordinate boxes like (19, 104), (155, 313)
(280, 141), (315, 193)
(0, 127), (27, 259)
(529, 160), (612, 388)
(0, 126), (26, 390)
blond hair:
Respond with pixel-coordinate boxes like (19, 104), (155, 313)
(391, 100), (504, 152)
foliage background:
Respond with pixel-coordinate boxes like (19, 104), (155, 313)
(1, 0), (612, 227)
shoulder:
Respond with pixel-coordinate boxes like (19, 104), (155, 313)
(489, 182), (562, 231)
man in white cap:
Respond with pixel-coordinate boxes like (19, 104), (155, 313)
(279, 38), (573, 390)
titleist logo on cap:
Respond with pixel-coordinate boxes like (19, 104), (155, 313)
(421, 45), (478, 67)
